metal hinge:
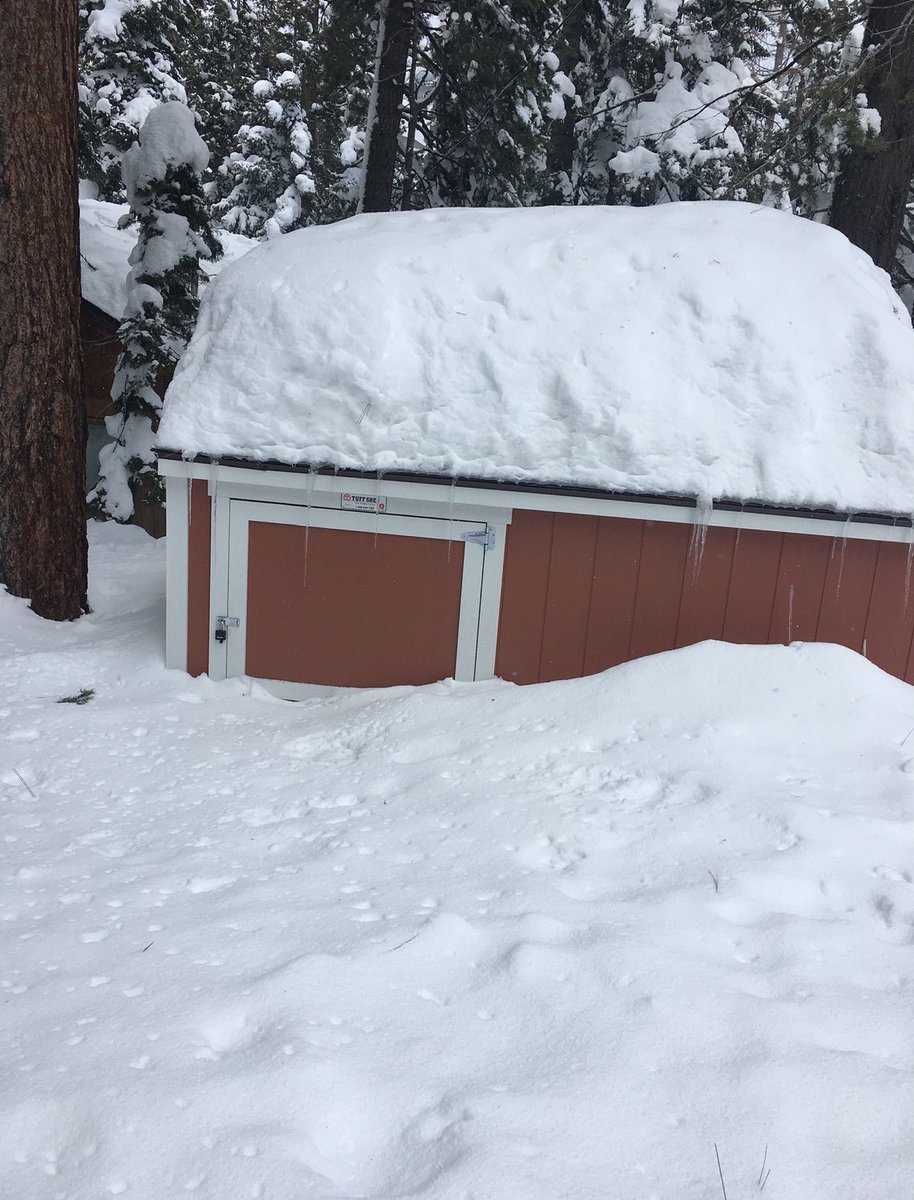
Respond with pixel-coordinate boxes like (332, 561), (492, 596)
(214, 615), (239, 643)
(461, 528), (495, 551)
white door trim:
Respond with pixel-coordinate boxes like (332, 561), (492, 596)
(223, 499), (504, 693)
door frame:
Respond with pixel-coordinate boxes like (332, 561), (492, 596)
(214, 498), (506, 694)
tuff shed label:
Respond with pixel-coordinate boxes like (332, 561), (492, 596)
(340, 492), (387, 513)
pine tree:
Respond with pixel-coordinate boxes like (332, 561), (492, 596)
(78, 0), (192, 200)
(311, 3), (376, 221)
(414, 1), (556, 208)
(527, 1), (877, 218)
(538, 0), (596, 206)
(210, 1), (374, 234)
(90, 103), (220, 520)
(215, 65), (316, 237)
(184, 1), (259, 171)
(722, 2), (870, 216)
(562, 1), (768, 206)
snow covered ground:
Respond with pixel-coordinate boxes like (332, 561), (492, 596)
(2, 522), (914, 1200)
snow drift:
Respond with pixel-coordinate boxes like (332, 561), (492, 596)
(159, 202), (914, 514)
(2, 522), (914, 1198)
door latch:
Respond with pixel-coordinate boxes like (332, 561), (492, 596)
(461, 528), (495, 551)
(214, 615), (239, 643)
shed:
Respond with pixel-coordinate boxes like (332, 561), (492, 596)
(156, 202), (914, 696)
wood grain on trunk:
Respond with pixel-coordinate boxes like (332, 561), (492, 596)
(0, 0), (87, 619)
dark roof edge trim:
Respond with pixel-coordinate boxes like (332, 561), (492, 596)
(155, 449), (914, 530)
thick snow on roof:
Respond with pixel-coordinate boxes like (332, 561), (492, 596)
(79, 198), (254, 321)
(159, 202), (914, 514)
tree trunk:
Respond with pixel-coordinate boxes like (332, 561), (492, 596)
(0, 1), (87, 620)
(361, 0), (415, 213)
(830, 0), (914, 273)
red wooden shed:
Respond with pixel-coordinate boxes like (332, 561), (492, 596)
(156, 203), (914, 696)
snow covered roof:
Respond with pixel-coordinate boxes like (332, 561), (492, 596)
(79, 198), (254, 321)
(158, 202), (914, 515)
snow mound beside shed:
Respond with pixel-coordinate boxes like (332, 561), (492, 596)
(159, 202), (914, 515)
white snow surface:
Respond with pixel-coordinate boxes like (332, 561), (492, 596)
(80, 199), (254, 320)
(159, 202), (914, 515)
(2, 521), (914, 1199)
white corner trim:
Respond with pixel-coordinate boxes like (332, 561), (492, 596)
(163, 475), (189, 671)
(206, 483), (232, 681)
(474, 519), (507, 680)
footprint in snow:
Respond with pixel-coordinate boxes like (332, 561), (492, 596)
(186, 876), (237, 894)
(514, 833), (585, 874)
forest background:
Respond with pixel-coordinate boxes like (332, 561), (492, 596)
(77, 0), (913, 274)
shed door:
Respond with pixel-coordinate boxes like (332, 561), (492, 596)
(224, 500), (490, 692)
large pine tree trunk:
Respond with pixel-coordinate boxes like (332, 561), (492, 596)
(0, 1), (87, 620)
(361, 0), (415, 213)
(830, 0), (914, 273)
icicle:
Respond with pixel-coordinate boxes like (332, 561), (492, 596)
(688, 495), (712, 580)
(834, 514), (852, 602)
(904, 514), (914, 613)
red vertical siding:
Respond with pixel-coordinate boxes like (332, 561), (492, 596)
(862, 542), (914, 679)
(816, 539), (879, 653)
(628, 521), (691, 660)
(582, 517), (644, 674)
(186, 479), (211, 677)
(494, 510), (554, 684)
(722, 529), (783, 644)
(495, 508), (914, 686)
(539, 514), (600, 681)
(768, 533), (833, 643)
(675, 526), (737, 647)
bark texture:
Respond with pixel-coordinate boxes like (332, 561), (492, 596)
(830, 0), (914, 273)
(362, 0), (415, 213)
(0, 1), (87, 619)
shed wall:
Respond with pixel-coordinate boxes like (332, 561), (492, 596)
(495, 510), (914, 685)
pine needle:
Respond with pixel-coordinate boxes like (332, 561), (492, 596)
(714, 1144), (728, 1200)
(757, 1145), (769, 1188)
(12, 769), (35, 798)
